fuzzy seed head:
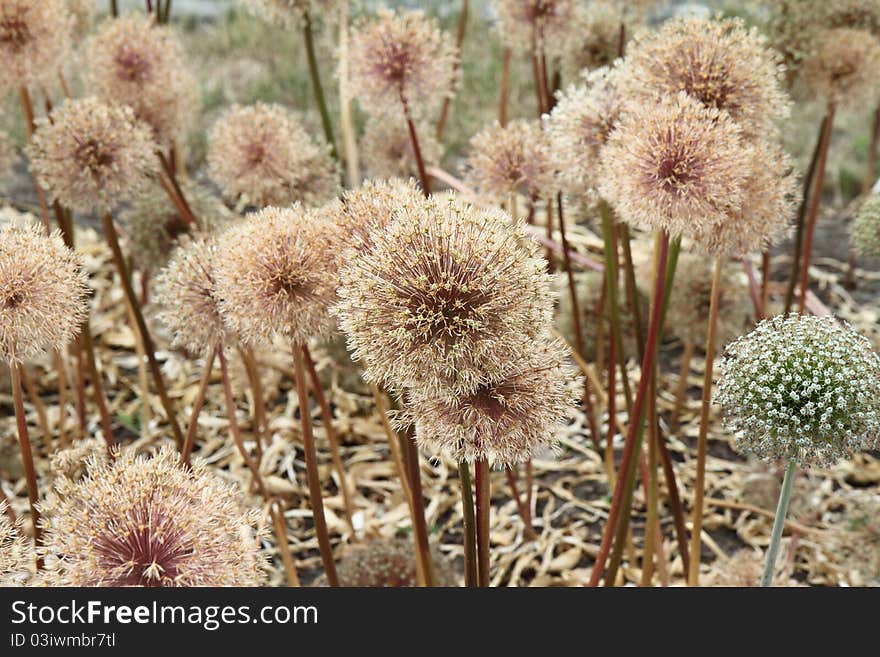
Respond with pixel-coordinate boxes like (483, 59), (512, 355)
(801, 27), (880, 108)
(492, 0), (579, 57)
(599, 92), (753, 238)
(41, 446), (265, 587)
(155, 237), (229, 355)
(207, 102), (338, 207)
(546, 65), (624, 192)
(621, 17), (790, 137)
(243, 0), (345, 29)
(318, 538), (457, 587)
(334, 177), (424, 253)
(465, 119), (556, 201)
(0, 223), (88, 364)
(852, 195), (880, 257)
(360, 114), (441, 180)
(717, 314), (880, 467)
(0, 0), (72, 95)
(689, 140), (797, 257)
(28, 97), (157, 214)
(85, 14), (197, 143)
(334, 193), (555, 395)
(562, 1), (624, 74)
(215, 205), (338, 346)
(0, 503), (30, 585)
(403, 337), (582, 466)
(347, 8), (459, 117)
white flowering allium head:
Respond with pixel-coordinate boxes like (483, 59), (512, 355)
(717, 314), (880, 467)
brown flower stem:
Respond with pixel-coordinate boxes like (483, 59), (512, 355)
(798, 105), (835, 312)
(180, 345), (217, 467)
(595, 282), (606, 387)
(11, 363), (42, 561)
(784, 114), (829, 313)
(123, 287), (153, 440)
(80, 320), (114, 451)
(73, 334), (87, 437)
(218, 347), (267, 500)
(145, 0), (153, 13)
(19, 87), (51, 233)
(504, 465), (537, 540)
(658, 422), (690, 576)
(458, 462), (478, 587)
(303, 11), (338, 160)
(19, 367), (49, 442)
(54, 351), (68, 447)
(291, 343), (339, 587)
(557, 192), (584, 358)
(110, 0), (118, 17)
(604, 314), (617, 485)
(337, 6), (360, 186)
(539, 43), (554, 112)
(641, 369), (660, 586)
(436, 0), (468, 141)
(370, 383), (412, 503)
(742, 258), (765, 321)
(157, 151), (197, 227)
(403, 434), (436, 587)
(303, 345), (355, 533)
(498, 47), (512, 126)
(0, 487), (16, 525)
(761, 250), (771, 312)
(589, 230), (669, 587)
(670, 341), (695, 431)
(401, 94), (432, 196)
(100, 212), (184, 449)
(544, 198), (555, 271)
(687, 254), (724, 587)
(846, 250), (857, 290)
(270, 500), (301, 587)
(474, 458), (491, 587)
(525, 459), (534, 534)
(238, 346), (267, 461)
(619, 224), (643, 349)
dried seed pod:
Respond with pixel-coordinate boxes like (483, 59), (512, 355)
(852, 194), (880, 257)
(0, 0), (73, 96)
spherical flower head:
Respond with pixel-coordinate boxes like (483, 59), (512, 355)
(334, 193), (555, 395)
(121, 180), (235, 272)
(0, 223), (88, 364)
(347, 8), (459, 117)
(360, 114), (441, 180)
(215, 205), (338, 346)
(403, 337), (583, 466)
(801, 27), (880, 109)
(717, 314), (880, 467)
(657, 252), (753, 348)
(40, 446), (265, 587)
(155, 237), (229, 355)
(852, 195), (880, 257)
(1, 502), (31, 585)
(562, 1), (624, 74)
(85, 14), (198, 144)
(492, 0), (578, 57)
(318, 538), (457, 587)
(28, 97), (157, 214)
(621, 16), (790, 137)
(0, 0), (72, 96)
(689, 139), (797, 257)
(207, 102), (338, 207)
(599, 92), (753, 237)
(465, 119), (556, 202)
(335, 177), (424, 253)
(68, 0), (97, 40)
(243, 0), (346, 29)
(546, 65), (624, 193)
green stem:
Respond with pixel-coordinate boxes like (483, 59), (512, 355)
(762, 460), (797, 587)
(459, 462), (478, 587)
(303, 12), (338, 160)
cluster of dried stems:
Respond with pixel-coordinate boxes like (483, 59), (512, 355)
(2, 0), (880, 589)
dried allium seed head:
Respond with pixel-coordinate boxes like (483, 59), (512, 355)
(801, 27), (880, 108)
(41, 446), (265, 587)
(562, 1), (624, 74)
(621, 17), (790, 137)
(689, 140), (797, 257)
(852, 195), (880, 257)
(334, 177), (424, 253)
(464, 119), (556, 202)
(0, 0), (72, 95)
(155, 237), (229, 355)
(28, 97), (157, 214)
(599, 92), (753, 238)
(85, 14), (198, 143)
(0, 502), (30, 585)
(653, 253), (753, 348)
(0, 223), (88, 363)
(403, 338), (583, 466)
(717, 314), (880, 467)
(215, 205), (338, 346)
(334, 193), (555, 395)
(347, 8), (459, 116)
(68, 0), (97, 40)
(546, 65), (624, 192)
(492, 0), (579, 56)
(360, 114), (441, 180)
(316, 538), (457, 587)
(121, 180), (235, 272)
(207, 102), (338, 207)
(243, 0), (346, 29)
